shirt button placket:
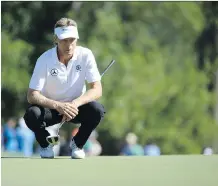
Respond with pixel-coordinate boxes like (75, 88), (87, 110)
(65, 65), (67, 84)
(67, 62), (74, 84)
(61, 63), (67, 84)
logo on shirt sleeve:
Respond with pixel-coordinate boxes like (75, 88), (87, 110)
(50, 68), (58, 76)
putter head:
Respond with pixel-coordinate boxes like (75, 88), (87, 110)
(46, 135), (60, 145)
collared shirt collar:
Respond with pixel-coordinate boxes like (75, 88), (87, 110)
(53, 46), (78, 65)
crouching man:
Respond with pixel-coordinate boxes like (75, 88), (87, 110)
(24, 17), (105, 159)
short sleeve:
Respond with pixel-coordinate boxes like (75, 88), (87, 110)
(29, 56), (46, 91)
(85, 50), (101, 83)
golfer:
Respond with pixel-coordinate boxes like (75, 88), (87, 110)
(24, 18), (105, 159)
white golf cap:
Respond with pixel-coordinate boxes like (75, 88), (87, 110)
(54, 26), (79, 39)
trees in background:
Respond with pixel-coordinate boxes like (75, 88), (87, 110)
(1, 2), (217, 154)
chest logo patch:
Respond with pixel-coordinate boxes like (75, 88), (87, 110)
(50, 68), (58, 76)
(76, 65), (82, 72)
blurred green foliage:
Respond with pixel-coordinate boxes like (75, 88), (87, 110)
(1, 2), (218, 154)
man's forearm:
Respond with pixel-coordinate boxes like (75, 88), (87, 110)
(73, 88), (102, 107)
(27, 91), (58, 109)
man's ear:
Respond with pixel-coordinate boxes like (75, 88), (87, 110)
(53, 35), (58, 45)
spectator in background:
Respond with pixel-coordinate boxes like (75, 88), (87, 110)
(83, 130), (102, 156)
(144, 139), (161, 156)
(16, 117), (35, 157)
(120, 132), (144, 156)
(1, 126), (4, 151)
(202, 146), (214, 155)
(3, 118), (19, 152)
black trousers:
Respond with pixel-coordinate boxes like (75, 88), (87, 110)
(23, 101), (105, 148)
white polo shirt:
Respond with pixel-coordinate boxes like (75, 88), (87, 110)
(29, 46), (101, 102)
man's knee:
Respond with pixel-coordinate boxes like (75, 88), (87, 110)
(85, 101), (105, 121)
(24, 105), (44, 130)
(90, 101), (105, 118)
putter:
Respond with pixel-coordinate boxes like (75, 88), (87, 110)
(46, 59), (116, 145)
(46, 120), (66, 145)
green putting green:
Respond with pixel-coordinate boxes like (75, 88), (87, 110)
(1, 155), (218, 186)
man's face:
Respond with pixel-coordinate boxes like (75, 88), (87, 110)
(57, 37), (77, 57)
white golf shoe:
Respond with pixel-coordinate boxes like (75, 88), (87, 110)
(40, 144), (54, 159)
(70, 139), (85, 159)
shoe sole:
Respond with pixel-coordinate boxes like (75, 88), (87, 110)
(41, 157), (54, 159)
(71, 156), (85, 159)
